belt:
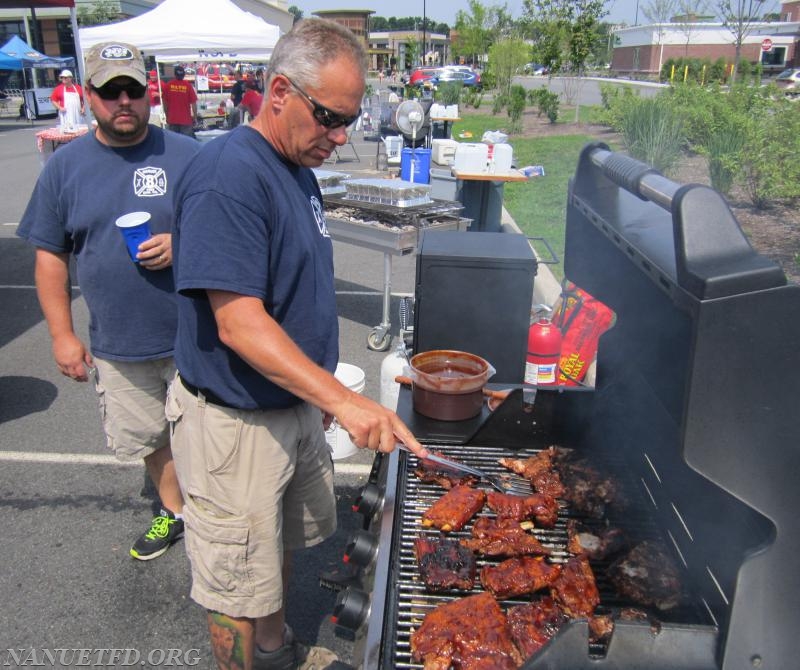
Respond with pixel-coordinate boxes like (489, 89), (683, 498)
(180, 376), (237, 409)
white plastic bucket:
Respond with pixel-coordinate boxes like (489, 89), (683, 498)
(325, 362), (366, 460)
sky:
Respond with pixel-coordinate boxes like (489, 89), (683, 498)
(294, 0), (643, 27)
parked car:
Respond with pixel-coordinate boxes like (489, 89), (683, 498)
(775, 68), (800, 94)
(523, 62), (549, 76)
(430, 68), (481, 89)
(405, 67), (441, 88)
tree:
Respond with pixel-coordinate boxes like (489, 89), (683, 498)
(77, 0), (119, 27)
(673, 0), (709, 57)
(288, 5), (303, 24)
(713, 0), (776, 79)
(489, 36), (531, 96)
(453, 0), (492, 67)
(522, 0), (607, 116)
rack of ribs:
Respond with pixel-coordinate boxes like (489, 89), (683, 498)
(550, 556), (600, 618)
(498, 447), (565, 498)
(507, 596), (568, 659)
(415, 451), (479, 490)
(486, 490), (559, 528)
(460, 517), (550, 558)
(415, 536), (477, 592)
(410, 591), (523, 670)
(422, 485), (487, 532)
(480, 556), (562, 599)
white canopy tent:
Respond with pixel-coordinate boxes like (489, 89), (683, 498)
(78, 0), (281, 62)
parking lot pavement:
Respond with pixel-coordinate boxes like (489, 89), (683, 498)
(0, 117), (415, 669)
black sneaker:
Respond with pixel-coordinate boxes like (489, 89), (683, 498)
(129, 508), (184, 561)
(253, 626), (338, 670)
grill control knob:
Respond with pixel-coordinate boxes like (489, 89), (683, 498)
(343, 529), (379, 568)
(332, 587), (371, 631)
(352, 483), (383, 518)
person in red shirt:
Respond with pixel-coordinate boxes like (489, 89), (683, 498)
(239, 80), (263, 122)
(51, 69), (84, 130)
(147, 69), (163, 127)
(161, 65), (197, 137)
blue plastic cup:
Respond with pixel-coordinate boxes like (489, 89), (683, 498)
(115, 212), (152, 262)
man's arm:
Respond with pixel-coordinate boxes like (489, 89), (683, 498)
(34, 248), (93, 381)
(207, 290), (426, 457)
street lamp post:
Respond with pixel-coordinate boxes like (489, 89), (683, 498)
(422, 0), (426, 66)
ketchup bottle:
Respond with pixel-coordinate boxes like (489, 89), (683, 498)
(524, 305), (563, 386)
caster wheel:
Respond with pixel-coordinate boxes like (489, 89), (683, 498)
(367, 330), (391, 351)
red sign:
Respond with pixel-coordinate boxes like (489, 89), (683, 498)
(761, 38), (773, 51)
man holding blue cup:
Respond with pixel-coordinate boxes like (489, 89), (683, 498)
(16, 42), (199, 561)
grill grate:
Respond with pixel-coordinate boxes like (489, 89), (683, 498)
(383, 443), (712, 669)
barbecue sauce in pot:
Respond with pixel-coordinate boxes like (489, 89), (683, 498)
(410, 350), (493, 421)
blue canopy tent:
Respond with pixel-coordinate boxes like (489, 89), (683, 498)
(0, 35), (75, 118)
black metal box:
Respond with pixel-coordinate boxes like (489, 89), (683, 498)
(413, 231), (537, 383)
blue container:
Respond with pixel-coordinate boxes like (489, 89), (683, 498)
(400, 148), (432, 184)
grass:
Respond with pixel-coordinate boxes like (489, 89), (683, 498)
(451, 109), (616, 281)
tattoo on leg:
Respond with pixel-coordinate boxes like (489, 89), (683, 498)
(209, 612), (246, 670)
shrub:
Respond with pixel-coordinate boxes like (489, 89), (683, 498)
(462, 87), (483, 109)
(619, 97), (686, 174)
(706, 123), (746, 195)
(507, 84), (527, 133)
(527, 88), (560, 123)
(740, 102), (800, 208)
(437, 82), (462, 106)
(492, 92), (507, 115)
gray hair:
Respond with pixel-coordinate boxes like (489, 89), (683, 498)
(266, 18), (367, 90)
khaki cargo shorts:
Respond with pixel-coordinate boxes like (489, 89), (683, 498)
(93, 357), (175, 462)
(167, 374), (337, 619)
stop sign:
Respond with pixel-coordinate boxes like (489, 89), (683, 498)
(761, 38), (773, 51)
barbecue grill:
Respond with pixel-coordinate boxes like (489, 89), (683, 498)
(332, 143), (800, 669)
(323, 190), (468, 351)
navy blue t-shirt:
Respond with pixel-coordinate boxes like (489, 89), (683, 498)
(17, 127), (200, 361)
(173, 126), (338, 410)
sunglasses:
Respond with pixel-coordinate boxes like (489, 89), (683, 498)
(282, 74), (360, 130)
(90, 81), (147, 101)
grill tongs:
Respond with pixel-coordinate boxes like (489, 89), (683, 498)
(395, 443), (524, 494)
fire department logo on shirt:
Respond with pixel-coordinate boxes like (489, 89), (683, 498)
(311, 195), (329, 237)
(133, 167), (167, 197)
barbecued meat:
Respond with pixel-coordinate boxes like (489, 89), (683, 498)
(550, 556), (600, 618)
(567, 520), (627, 560)
(608, 541), (684, 610)
(506, 597), (568, 659)
(498, 447), (565, 498)
(588, 612), (615, 644)
(552, 451), (619, 519)
(415, 452), (479, 490)
(411, 591), (523, 670)
(415, 536), (477, 592)
(422, 485), (487, 532)
(460, 517), (550, 558)
(480, 556), (562, 599)
(486, 490), (559, 528)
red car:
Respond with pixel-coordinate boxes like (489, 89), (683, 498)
(406, 67), (440, 88)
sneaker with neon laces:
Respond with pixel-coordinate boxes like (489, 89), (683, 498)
(129, 508), (184, 561)
(253, 625), (338, 670)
